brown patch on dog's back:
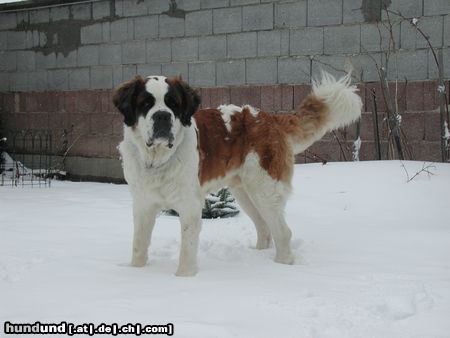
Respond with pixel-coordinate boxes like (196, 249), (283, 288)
(194, 106), (295, 185)
(194, 108), (247, 185)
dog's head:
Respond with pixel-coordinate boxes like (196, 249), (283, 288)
(113, 75), (200, 149)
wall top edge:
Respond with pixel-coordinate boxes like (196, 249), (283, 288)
(0, 0), (96, 13)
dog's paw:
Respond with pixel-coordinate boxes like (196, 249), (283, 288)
(274, 254), (295, 265)
(255, 237), (272, 250)
(175, 267), (198, 277)
(130, 256), (147, 267)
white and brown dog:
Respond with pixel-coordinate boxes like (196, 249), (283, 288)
(113, 73), (362, 276)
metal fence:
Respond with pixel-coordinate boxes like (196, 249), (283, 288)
(0, 129), (53, 187)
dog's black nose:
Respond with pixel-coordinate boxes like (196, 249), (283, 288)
(153, 111), (171, 122)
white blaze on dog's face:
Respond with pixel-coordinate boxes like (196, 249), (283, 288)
(113, 75), (200, 150)
(139, 76), (177, 148)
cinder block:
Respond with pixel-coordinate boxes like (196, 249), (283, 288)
(36, 52), (56, 70)
(258, 30), (282, 56)
(81, 23), (103, 44)
(78, 45), (99, 67)
(185, 10), (213, 36)
(115, 0), (124, 17)
(275, 1), (307, 29)
(28, 70), (48, 92)
(7, 31), (27, 50)
(16, 51), (36, 71)
(48, 69), (69, 90)
(0, 72), (10, 92)
(0, 32), (6, 51)
(71, 3), (91, 20)
(381, 0), (422, 20)
(281, 29), (289, 55)
(290, 27), (323, 56)
(243, 4), (274, 31)
(246, 58), (277, 84)
(25, 30), (40, 49)
(39, 31), (47, 48)
(178, 0), (201, 11)
(213, 7), (242, 34)
(69, 68), (90, 90)
(134, 16), (158, 39)
(445, 15), (450, 46)
(199, 35), (227, 60)
(29, 8), (50, 24)
(147, 39), (172, 62)
(10, 72), (29, 92)
(162, 62), (189, 80)
(361, 22), (400, 52)
(311, 55), (348, 79)
(278, 57), (310, 84)
(65, 157), (124, 180)
(172, 37), (199, 61)
(228, 32), (257, 58)
(123, 64), (137, 80)
(0, 51), (16, 72)
(93, 1), (111, 19)
(189, 62), (216, 86)
(137, 64), (162, 76)
(0, 12), (17, 30)
(350, 53), (381, 82)
(428, 48), (449, 79)
(50, 6), (69, 21)
(159, 15), (185, 38)
(216, 60), (245, 85)
(148, 0), (170, 14)
(401, 16), (443, 50)
(343, 0), (365, 24)
(388, 49), (428, 81)
(56, 51), (77, 68)
(16, 11), (29, 25)
(122, 40), (146, 64)
(110, 18), (133, 42)
(113, 65), (123, 86)
(324, 25), (360, 54)
(308, 0), (342, 26)
(99, 44), (122, 65)
(102, 22), (111, 43)
(201, 0), (229, 9)
(122, 0), (148, 17)
(424, 0), (450, 16)
(91, 66), (113, 89)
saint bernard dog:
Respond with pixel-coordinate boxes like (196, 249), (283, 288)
(113, 73), (362, 276)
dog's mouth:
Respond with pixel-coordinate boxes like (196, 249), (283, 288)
(146, 133), (174, 149)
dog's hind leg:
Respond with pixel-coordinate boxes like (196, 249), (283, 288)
(242, 177), (294, 265)
(230, 187), (272, 250)
(131, 202), (159, 267)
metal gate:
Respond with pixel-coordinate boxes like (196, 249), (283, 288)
(0, 129), (53, 187)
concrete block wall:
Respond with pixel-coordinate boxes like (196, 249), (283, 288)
(1, 0), (449, 91)
(1, 0), (450, 180)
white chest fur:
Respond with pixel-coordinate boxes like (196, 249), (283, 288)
(119, 125), (202, 210)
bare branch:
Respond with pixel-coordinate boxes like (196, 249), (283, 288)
(401, 161), (436, 183)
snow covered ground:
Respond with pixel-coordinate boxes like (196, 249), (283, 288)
(1, 161), (450, 338)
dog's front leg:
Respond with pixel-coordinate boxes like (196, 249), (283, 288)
(131, 202), (159, 267)
(175, 211), (202, 277)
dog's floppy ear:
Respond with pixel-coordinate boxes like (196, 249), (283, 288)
(170, 76), (201, 127)
(113, 76), (145, 127)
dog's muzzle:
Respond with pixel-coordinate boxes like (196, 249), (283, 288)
(147, 111), (174, 148)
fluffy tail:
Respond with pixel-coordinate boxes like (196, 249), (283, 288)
(289, 72), (363, 154)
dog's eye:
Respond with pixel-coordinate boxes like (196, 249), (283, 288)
(166, 97), (178, 108)
(142, 101), (152, 109)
